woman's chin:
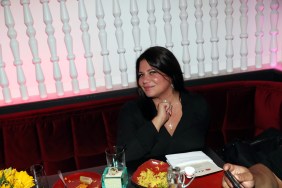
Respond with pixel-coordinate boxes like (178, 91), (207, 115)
(145, 93), (156, 98)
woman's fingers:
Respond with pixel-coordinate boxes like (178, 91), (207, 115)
(158, 101), (172, 120)
(160, 100), (172, 114)
(165, 103), (172, 115)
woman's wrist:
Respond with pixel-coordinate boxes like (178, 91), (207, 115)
(152, 117), (163, 131)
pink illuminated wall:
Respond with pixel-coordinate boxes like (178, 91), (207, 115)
(0, 0), (281, 106)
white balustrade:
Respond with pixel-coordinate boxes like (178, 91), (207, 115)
(179, 0), (191, 78)
(225, 0), (234, 73)
(78, 0), (96, 91)
(96, 0), (112, 89)
(0, 45), (12, 103)
(255, 0), (264, 68)
(1, 0), (29, 100)
(162, 0), (173, 50)
(113, 0), (128, 87)
(130, 0), (142, 58)
(209, 0), (219, 75)
(240, 0), (248, 70)
(40, 0), (64, 96)
(269, 0), (279, 66)
(58, 0), (80, 94)
(147, 0), (157, 46)
(0, 1), (280, 105)
(194, 0), (205, 77)
(21, 0), (47, 99)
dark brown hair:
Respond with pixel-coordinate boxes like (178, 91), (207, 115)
(136, 46), (185, 97)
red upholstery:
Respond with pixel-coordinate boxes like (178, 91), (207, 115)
(0, 81), (281, 175)
(0, 95), (137, 175)
(254, 85), (282, 135)
(222, 86), (255, 143)
(3, 121), (41, 171)
(188, 81), (282, 149)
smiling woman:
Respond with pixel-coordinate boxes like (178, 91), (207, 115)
(116, 46), (211, 162)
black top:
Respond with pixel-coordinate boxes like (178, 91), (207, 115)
(117, 91), (210, 162)
(262, 147), (282, 180)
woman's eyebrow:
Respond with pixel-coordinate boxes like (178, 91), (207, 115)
(139, 68), (154, 73)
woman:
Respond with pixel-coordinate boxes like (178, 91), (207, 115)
(117, 46), (210, 162)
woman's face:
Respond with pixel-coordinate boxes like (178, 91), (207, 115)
(138, 59), (172, 98)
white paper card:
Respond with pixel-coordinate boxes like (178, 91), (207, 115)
(165, 151), (222, 177)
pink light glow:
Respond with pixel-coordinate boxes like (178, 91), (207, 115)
(0, 0), (282, 107)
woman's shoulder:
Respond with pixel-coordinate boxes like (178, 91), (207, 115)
(121, 97), (155, 119)
(182, 90), (207, 103)
(122, 99), (140, 109)
(121, 98), (148, 110)
(118, 100), (141, 118)
(181, 90), (209, 113)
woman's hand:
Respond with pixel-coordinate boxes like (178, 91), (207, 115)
(152, 100), (172, 131)
(222, 163), (255, 188)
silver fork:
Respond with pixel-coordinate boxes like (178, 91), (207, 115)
(57, 170), (67, 188)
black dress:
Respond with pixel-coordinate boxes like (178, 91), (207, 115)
(117, 90), (210, 162)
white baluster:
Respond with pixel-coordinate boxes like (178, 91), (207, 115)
(162, 0), (173, 50)
(209, 0), (219, 75)
(130, 0), (142, 58)
(147, 0), (157, 46)
(1, 0), (29, 100)
(21, 0), (47, 99)
(113, 0), (128, 87)
(255, 0), (264, 68)
(194, 0), (205, 76)
(225, 0), (234, 73)
(78, 0), (96, 91)
(40, 0), (64, 96)
(58, 0), (80, 94)
(269, 0), (279, 66)
(240, 0), (248, 70)
(0, 45), (12, 103)
(96, 0), (112, 89)
(179, 0), (191, 78)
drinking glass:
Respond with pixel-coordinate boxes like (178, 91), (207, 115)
(167, 166), (195, 188)
(103, 145), (128, 187)
(105, 145), (126, 168)
(167, 166), (183, 188)
(30, 164), (49, 188)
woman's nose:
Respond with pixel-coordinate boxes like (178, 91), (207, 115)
(141, 75), (150, 83)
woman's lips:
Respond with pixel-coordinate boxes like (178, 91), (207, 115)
(143, 85), (154, 92)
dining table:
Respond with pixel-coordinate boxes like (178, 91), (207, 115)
(47, 148), (225, 188)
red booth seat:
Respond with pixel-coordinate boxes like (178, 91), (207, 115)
(0, 81), (281, 175)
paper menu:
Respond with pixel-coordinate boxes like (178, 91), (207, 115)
(165, 151), (222, 177)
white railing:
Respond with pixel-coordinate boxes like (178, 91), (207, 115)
(0, 0), (281, 105)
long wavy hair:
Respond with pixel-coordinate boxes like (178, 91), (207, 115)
(136, 46), (185, 98)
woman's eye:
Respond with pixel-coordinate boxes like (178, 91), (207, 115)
(138, 73), (143, 78)
(149, 70), (157, 75)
